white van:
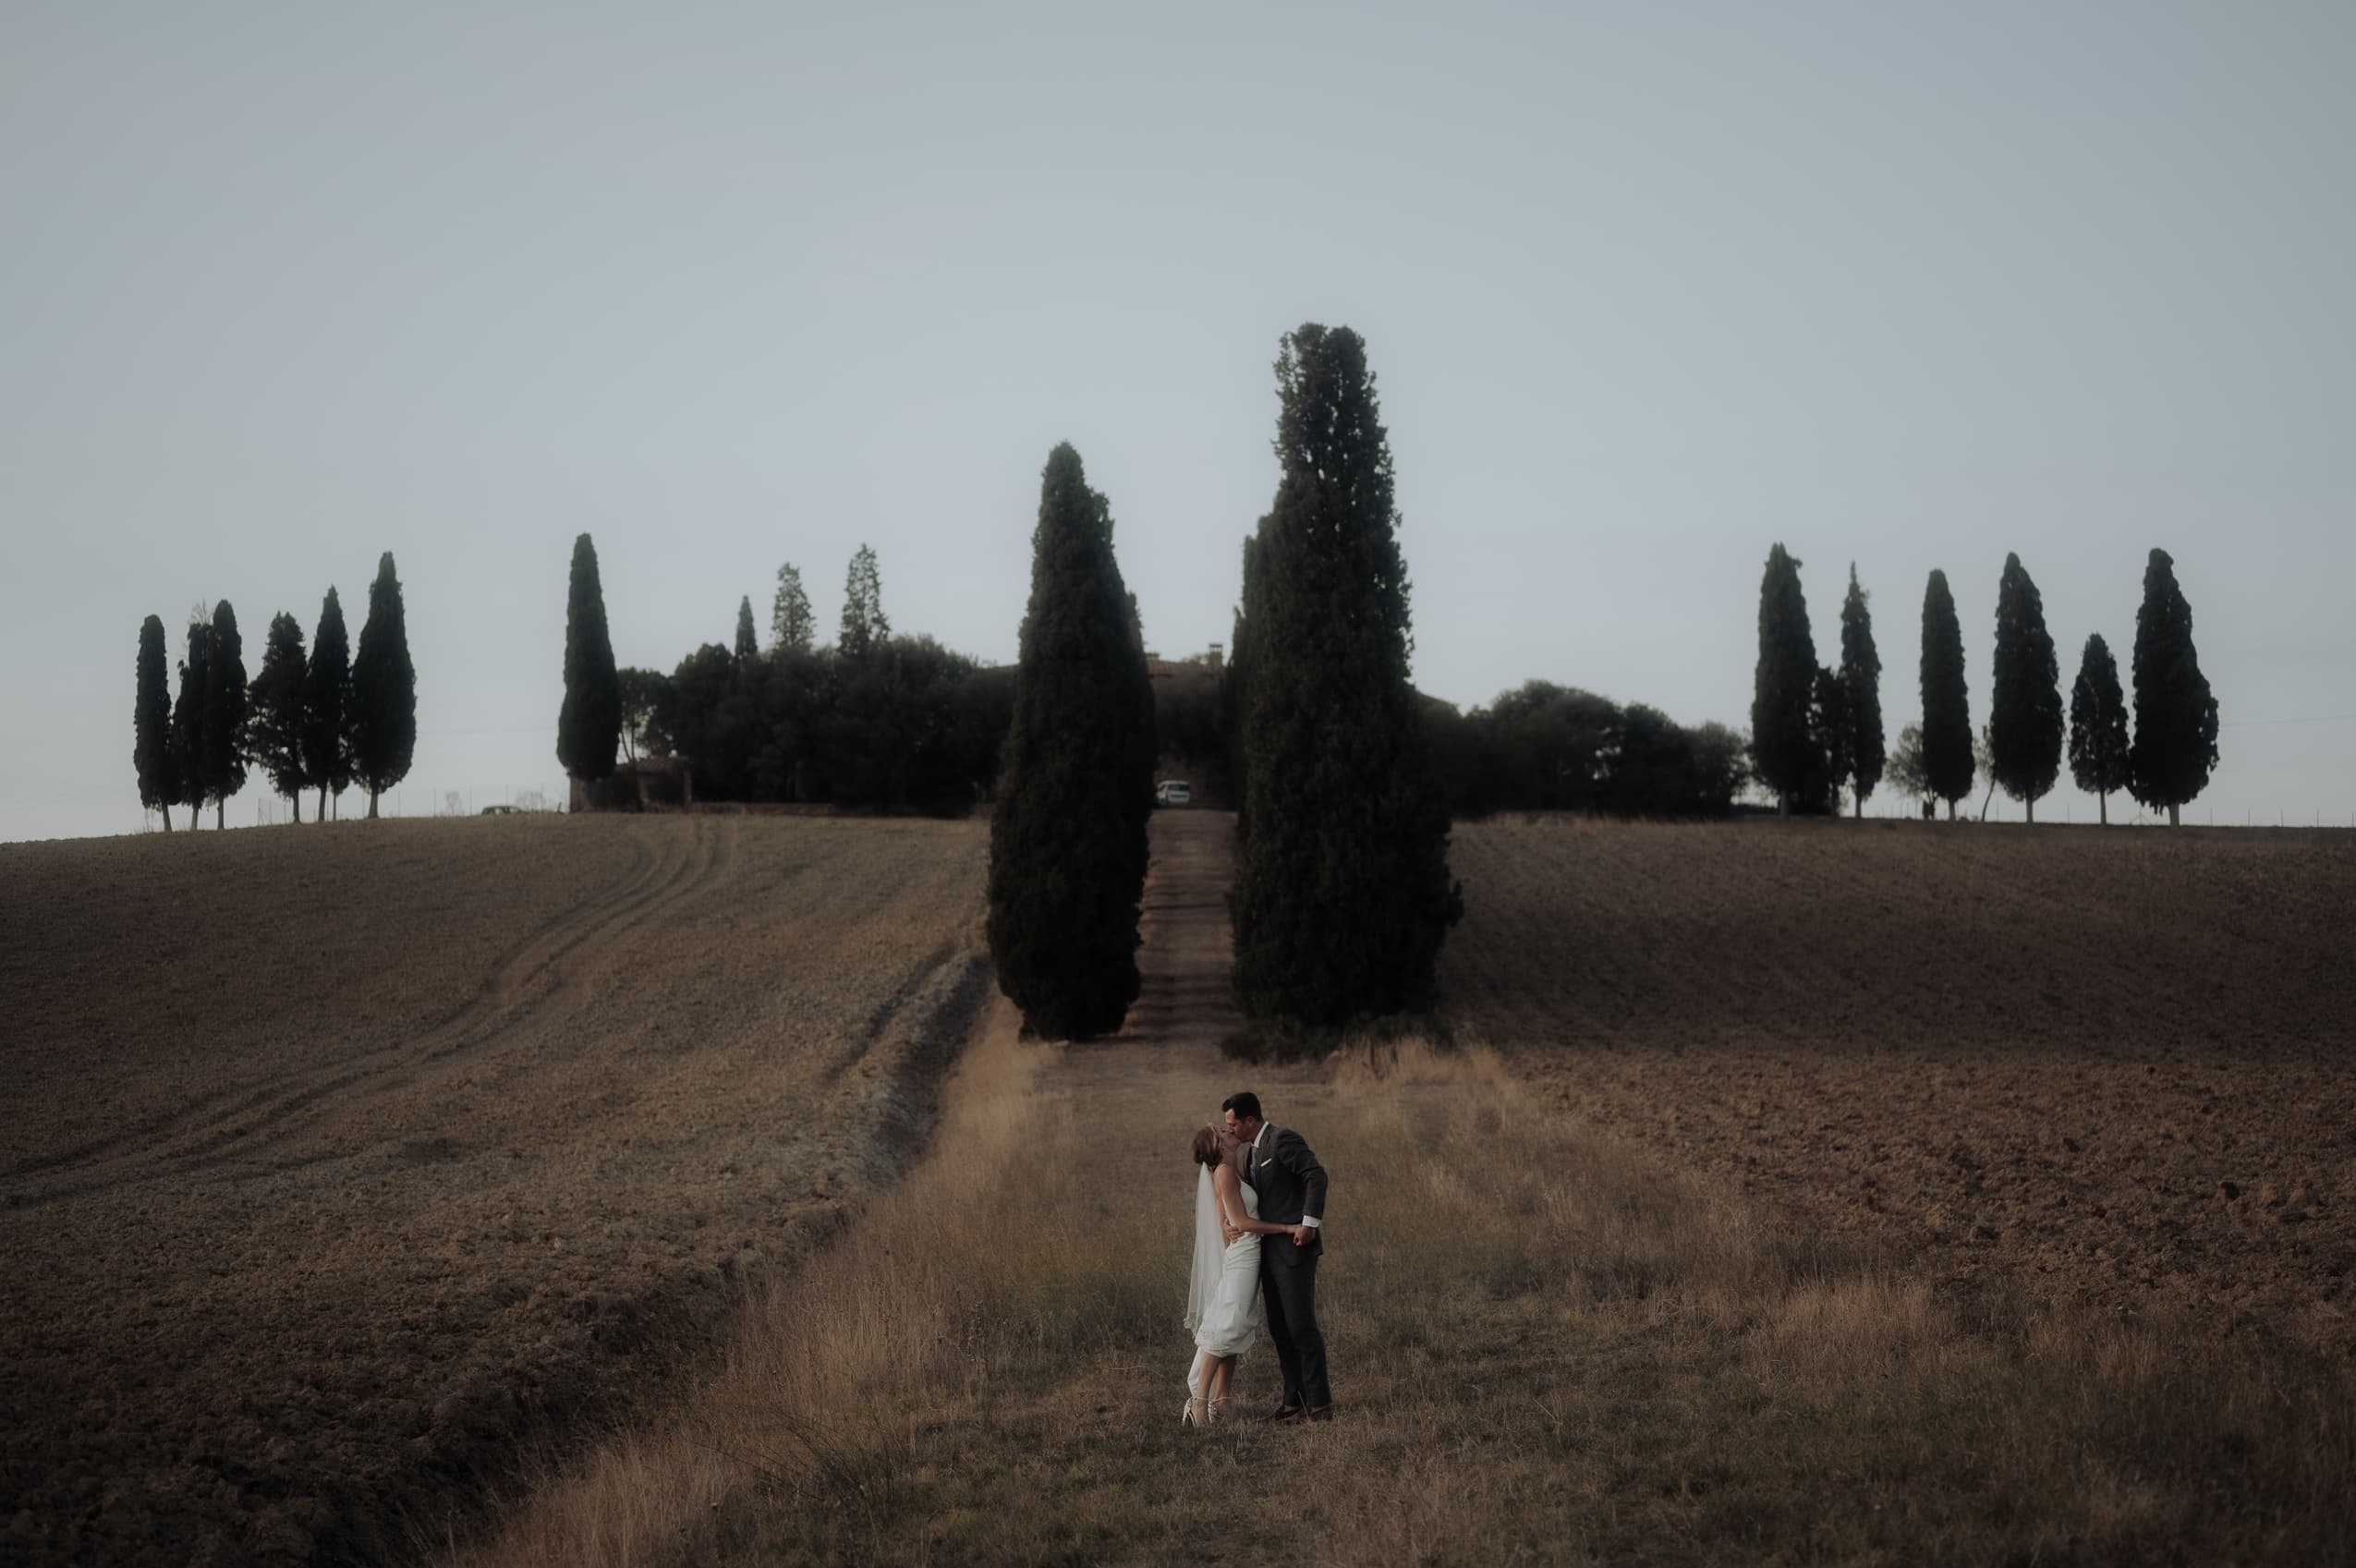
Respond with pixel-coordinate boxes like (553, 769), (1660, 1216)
(1154, 779), (1193, 807)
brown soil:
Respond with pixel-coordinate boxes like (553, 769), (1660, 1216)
(1443, 817), (2356, 1352)
(0, 814), (989, 1567)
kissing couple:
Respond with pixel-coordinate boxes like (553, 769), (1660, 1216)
(1182, 1091), (1332, 1426)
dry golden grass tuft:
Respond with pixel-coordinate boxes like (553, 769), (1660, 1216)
(443, 1020), (2356, 1567)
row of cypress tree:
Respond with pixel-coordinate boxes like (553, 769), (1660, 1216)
(1755, 547), (2218, 824)
(130, 554), (416, 828)
(986, 326), (1462, 1040)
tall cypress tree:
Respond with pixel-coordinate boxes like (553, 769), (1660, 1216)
(246, 612), (310, 820)
(987, 444), (1148, 1039)
(1988, 552), (2064, 821)
(735, 595), (759, 661)
(840, 544), (889, 658)
(771, 562), (814, 653)
(2128, 548), (2219, 827)
(170, 614), (211, 830)
(2069, 632), (2131, 825)
(1840, 565), (1884, 818)
(558, 533), (622, 789)
(1231, 323), (1462, 1025)
(1751, 544), (1818, 815)
(1221, 532), (1265, 836)
(1811, 663), (1851, 815)
(134, 614), (179, 830)
(200, 600), (249, 829)
(1919, 568), (1973, 818)
(351, 552), (417, 819)
(304, 587), (355, 821)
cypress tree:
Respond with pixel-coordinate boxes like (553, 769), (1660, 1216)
(135, 615), (177, 830)
(987, 444), (1148, 1039)
(1221, 532), (1265, 836)
(1919, 569), (1973, 818)
(2128, 548), (2219, 827)
(170, 614), (211, 830)
(1840, 565), (1884, 818)
(840, 544), (889, 658)
(304, 587), (355, 821)
(1811, 664), (1850, 815)
(1230, 323), (1462, 1025)
(735, 595), (759, 661)
(771, 562), (814, 653)
(351, 552), (417, 819)
(2068, 632), (2131, 825)
(557, 533), (622, 788)
(245, 612), (310, 820)
(200, 600), (249, 829)
(1750, 543), (1818, 814)
(1988, 552), (2064, 821)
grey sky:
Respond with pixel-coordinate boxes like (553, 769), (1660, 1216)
(6, 3), (2352, 841)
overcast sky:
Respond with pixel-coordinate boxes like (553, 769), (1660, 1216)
(6, 2), (2352, 841)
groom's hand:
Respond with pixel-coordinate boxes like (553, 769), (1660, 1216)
(1290, 1225), (1312, 1247)
(1222, 1219), (1242, 1245)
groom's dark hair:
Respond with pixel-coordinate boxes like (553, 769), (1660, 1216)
(1221, 1091), (1262, 1124)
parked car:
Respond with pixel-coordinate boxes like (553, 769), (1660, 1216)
(1154, 779), (1193, 808)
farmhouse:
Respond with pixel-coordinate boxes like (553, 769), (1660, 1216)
(1145, 642), (1223, 682)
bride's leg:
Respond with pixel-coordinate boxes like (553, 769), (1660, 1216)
(1184, 1351), (1210, 1426)
(1207, 1355), (1234, 1421)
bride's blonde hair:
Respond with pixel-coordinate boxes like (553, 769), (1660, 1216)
(1191, 1125), (1222, 1168)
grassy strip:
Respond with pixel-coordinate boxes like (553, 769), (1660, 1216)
(443, 1027), (2356, 1566)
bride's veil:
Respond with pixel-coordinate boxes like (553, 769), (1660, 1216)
(1184, 1163), (1221, 1334)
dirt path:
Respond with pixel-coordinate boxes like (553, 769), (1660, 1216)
(1112, 808), (1245, 1051)
(1042, 809), (1339, 1400)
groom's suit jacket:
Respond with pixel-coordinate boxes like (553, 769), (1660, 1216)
(1248, 1123), (1327, 1267)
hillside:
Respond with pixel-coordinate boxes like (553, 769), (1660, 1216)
(1443, 818), (2356, 1349)
(0, 815), (990, 1567)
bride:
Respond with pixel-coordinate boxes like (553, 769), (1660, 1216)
(1183, 1122), (1288, 1425)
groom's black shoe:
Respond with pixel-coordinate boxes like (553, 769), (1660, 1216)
(1304, 1404), (1335, 1423)
(1263, 1404), (1305, 1423)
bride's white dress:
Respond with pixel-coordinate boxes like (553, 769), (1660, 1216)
(1185, 1166), (1262, 1396)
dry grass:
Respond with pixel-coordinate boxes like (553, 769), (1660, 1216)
(443, 1024), (2356, 1567)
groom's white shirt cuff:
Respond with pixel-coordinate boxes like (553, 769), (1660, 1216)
(1300, 1215), (1318, 1227)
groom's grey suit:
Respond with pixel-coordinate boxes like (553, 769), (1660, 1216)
(1248, 1122), (1331, 1411)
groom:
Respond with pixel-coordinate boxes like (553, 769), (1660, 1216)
(1221, 1091), (1331, 1421)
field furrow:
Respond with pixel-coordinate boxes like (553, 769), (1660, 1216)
(0, 814), (989, 1568)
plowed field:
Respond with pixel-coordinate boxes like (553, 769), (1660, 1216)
(1445, 817), (2356, 1352)
(0, 814), (989, 1567)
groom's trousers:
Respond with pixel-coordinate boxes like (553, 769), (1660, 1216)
(1260, 1252), (1330, 1409)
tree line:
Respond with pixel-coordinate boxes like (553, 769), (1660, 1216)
(1419, 685), (1751, 820)
(557, 538), (1015, 816)
(132, 553), (417, 827)
(1754, 546), (2218, 824)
